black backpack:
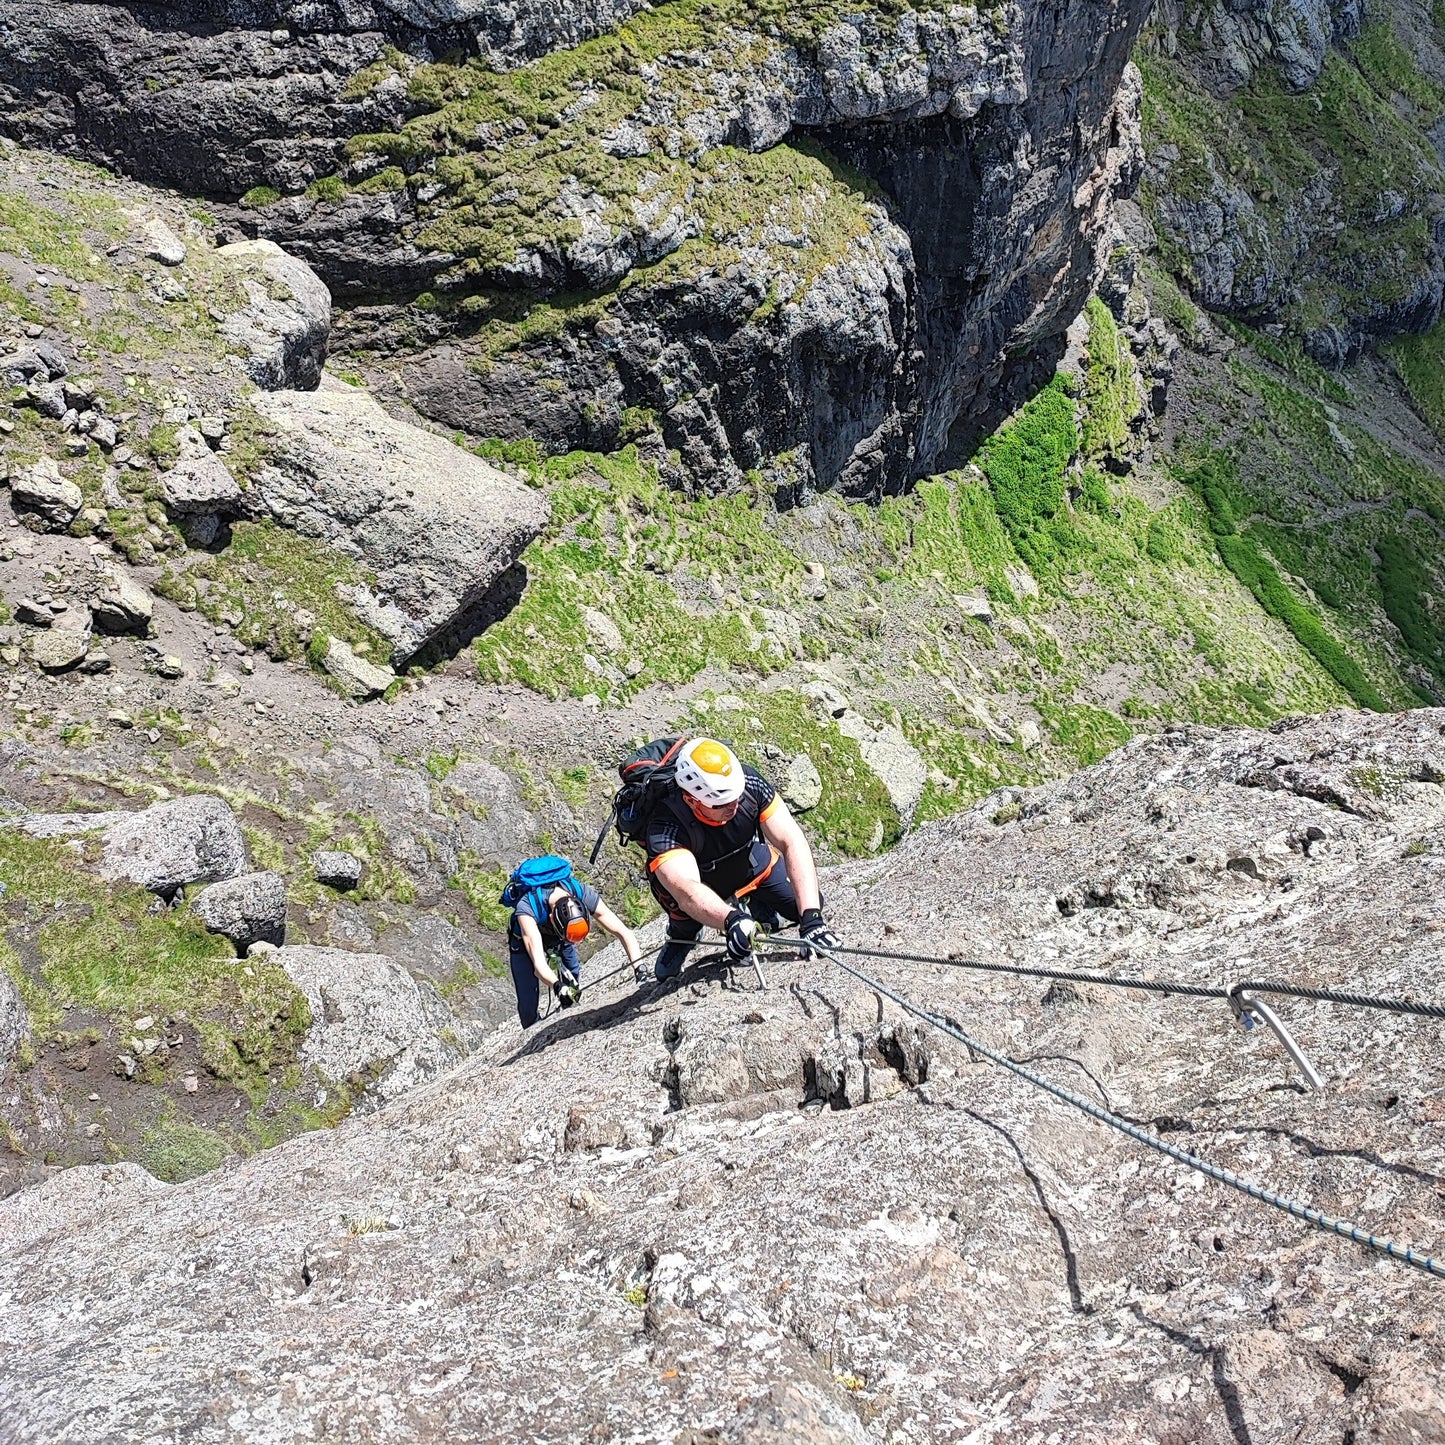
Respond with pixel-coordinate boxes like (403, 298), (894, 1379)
(589, 734), (689, 864)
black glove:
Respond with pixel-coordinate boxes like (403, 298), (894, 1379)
(553, 970), (579, 1007)
(799, 908), (840, 954)
(724, 908), (760, 961)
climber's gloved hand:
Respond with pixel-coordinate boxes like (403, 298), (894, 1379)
(799, 908), (841, 955)
(553, 971), (580, 1008)
(724, 908), (760, 961)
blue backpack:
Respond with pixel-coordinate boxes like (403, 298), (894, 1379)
(500, 855), (583, 931)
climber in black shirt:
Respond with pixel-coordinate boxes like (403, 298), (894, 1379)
(643, 736), (840, 979)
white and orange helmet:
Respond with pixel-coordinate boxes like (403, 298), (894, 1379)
(675, 737), (746, 808)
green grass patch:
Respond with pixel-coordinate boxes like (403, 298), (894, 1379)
(182, 519), (391, 664)
(0, 829), (311, 1097)
(472, 446), (802, 700)
(717, 689), (901, 858)
(1383, 320), (1445, 445)
(1183, 453), (1387, 710)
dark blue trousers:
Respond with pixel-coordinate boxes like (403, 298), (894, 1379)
(509, 937), (581, 1028)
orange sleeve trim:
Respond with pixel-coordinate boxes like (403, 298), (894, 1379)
(648, 848), (690, 875)
(759, 795), (782, 823)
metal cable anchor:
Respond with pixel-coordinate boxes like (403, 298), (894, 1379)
(1229, 987), (1325, 1090)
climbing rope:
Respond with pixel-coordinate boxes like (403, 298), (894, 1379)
(784, 940), (1445, 1281)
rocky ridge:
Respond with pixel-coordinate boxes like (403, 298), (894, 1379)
(4, 707), (1445, 1441)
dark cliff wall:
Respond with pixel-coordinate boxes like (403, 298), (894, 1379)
(0, 1), (1152, 495)
(1139, 0), (1445, 365)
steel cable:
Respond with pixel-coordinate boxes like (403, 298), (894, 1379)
(567, 927), (1444, 1275)
(804, 942), (1445, 1281)
(758, 939), (1445, 1022)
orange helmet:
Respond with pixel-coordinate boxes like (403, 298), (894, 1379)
(548, 892), (590, 944)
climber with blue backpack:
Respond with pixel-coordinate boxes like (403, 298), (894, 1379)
(501, 855), (642, 1028)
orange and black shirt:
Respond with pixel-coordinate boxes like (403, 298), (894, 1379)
(645, 765), (781, 896)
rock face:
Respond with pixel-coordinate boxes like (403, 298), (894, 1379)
(97, 796), (248, 895)
(0, 1), (650, 198)
(246, 380), (549, 663)
(1140, 1), (1445, 362)
(0, 1), (1151, 494)
(274, 944), (464, 1105)
(191, 872), (288, 951)
(5, 708), (1445, 1440)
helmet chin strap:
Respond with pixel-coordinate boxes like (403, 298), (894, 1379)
(685, 795), (738, 826)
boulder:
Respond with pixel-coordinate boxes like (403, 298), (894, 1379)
(14, 598), (54, 628)
(99, 795), (247, 895)
(780, 752), (823, 812)
(216, 239), (331, 391)
(246, 380), (549, 664)
(140, 217), (186, 266)
(797, 680), (927, 821)
(955, 592), (994, 624)
(0, 968), (28, 1064)
(191, 871), (287, 951)
(159, 449), (241, 516)
(312, 850), (363, 891)
(10, 458), (82, 530)
(89, 569), (153, 635)
(274, 946), (462, 1107)
(583, 607), (623, 654)
(29, 628), (90, 672)
(321, 637), (394, 700)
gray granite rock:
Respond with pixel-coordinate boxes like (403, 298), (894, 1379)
(88, 568), (153, 635)
(5, 710), (1445, 1441)
(312, 849), (363, 891)
(10, 457), (82, 530)
(320, 636), (394, 699)
(216, 239), (331, 391)
(247, 380), (548, 664)
(273, 944), (462, 1105)
(0, 968), (28, 1065)
(29, 627), (89, 672)
(191, 870), (287, 950)
(98, 795), (247, 895)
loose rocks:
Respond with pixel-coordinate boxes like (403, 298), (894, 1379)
(780, 752), (823, 812)
(191, 871), (287, 951)
(11, 458), (82, 530)
(160, 448), (241, 517)
(320, 637), (394, 700)
(312, 850), (363, 891)
(89, 569), (153, 635)
(140, 216), (187, 266)
(29, 628), (90, 672)
(0, 969), (28, 1064)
